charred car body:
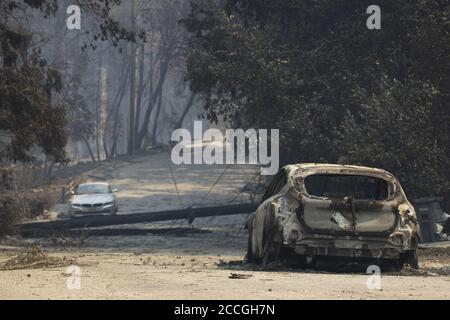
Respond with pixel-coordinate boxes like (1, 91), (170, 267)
(247, 164), (421, 269)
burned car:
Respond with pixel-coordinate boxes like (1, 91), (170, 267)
(247, 164), (421, 269)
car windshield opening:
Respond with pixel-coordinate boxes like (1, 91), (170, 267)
(304, 174), (389, 200)
(76, 185), (110, 194)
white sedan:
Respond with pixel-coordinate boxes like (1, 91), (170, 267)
(69, 182), (119, 218)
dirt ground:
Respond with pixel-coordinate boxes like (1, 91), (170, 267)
(1, 153), (449, 300)
(1, 231), (450, 300)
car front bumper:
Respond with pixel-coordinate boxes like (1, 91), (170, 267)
(70, 205), (116, 217)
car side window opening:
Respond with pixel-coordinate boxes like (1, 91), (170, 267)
(304, 174), (389, 200)
(262, 170), (288, 202)
(274, 173), (287, 194)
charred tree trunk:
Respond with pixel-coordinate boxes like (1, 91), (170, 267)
(134, 43), (145, 151)
(128, 0), (137, 156)
(105, 62), (131, 159)
(102, 136), (109, 160)
(95, 56), (103, 162)
(175, 92), (196, 130)
(136, 57), (169, 149)
(151, 90), (164, 146)
(83, 137), (96, 163)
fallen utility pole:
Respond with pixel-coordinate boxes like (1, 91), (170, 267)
(18, 203), (258, 233)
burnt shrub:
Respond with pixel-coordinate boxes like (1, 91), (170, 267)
(26, 190), (56, 218)
(0, 190), (56, 236)
(0, 195), (22, 236)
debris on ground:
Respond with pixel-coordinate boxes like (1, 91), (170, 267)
(229, 273), (253, 279)
(217, 259), (243, 267)
(396, 267), (439, 277)
(0, 246), (76, 271)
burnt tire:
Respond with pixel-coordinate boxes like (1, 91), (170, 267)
(261, 239), (281, 266)
(401, 250), (419, 270)
(381, 259), (402, 272)
(245, 225), (256, 263)
(246, 226), (280, 265)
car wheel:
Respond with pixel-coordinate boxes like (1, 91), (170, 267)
(401, 250), (419, 270)
(245, 235), (253, 263)
(246, 237), (277, 266)
(245, 218), (257, 263)
(261, 231), (282, 266)
(245, 216), (271, 265)
(381, 259), (402, 272)
(246, 214), (282, 266)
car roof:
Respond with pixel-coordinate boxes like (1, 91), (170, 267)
(295, 163), (387, 172)
(285, 163), (395, 179)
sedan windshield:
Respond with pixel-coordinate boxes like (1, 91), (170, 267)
(76, 184), (111, 195)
